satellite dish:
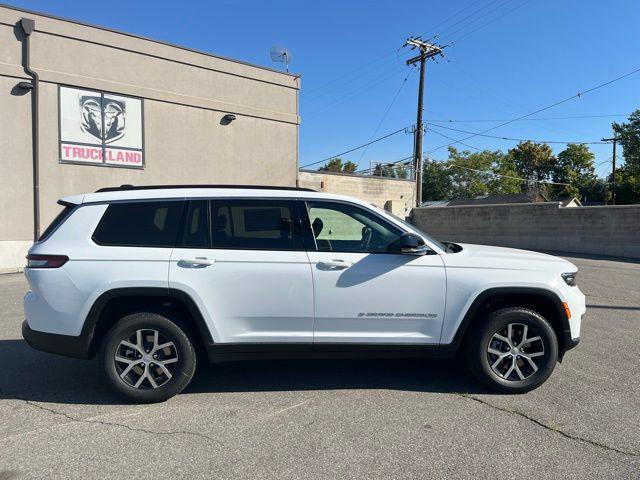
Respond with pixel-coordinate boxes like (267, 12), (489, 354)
(270, 46), (292, 72)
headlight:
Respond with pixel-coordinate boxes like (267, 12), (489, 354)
(562, 272), (577, 287)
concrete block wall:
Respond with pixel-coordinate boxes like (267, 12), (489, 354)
(410, 202), (640, 259)
(298, 170), (416, 217)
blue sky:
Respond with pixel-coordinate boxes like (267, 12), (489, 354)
(10, 0), (640, 177)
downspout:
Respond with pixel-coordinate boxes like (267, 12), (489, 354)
(20, 18), (40, 241)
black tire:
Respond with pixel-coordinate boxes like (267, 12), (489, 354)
(101, 311), (197, 403)
(467, 307), (558, 393)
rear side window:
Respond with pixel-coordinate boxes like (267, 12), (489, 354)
(38, 205), (75, 241)
(210, 200), (298, 250)
(93, 201), (185, 247)
(180, 200), (211, 248)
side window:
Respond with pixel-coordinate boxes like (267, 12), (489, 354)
(180, 200), (211, 248)
(92, 201), (185, 247)
(38, 204), (75, 241)
(211, 200), (297, 250)
(306, 201), (402, 253)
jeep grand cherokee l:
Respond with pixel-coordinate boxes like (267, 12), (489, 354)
(22, 185), (584, 402)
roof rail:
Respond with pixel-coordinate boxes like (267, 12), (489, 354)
(95, 184), (316, 193)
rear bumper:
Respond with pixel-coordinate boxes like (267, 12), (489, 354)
(22, 320), (91, 359)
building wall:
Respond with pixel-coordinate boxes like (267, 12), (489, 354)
(411, 203), (640, 259)
(297, 170), (416, 217)
(0, 5), (299, 272)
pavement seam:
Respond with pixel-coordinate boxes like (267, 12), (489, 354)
(458, 393), (639, 458)
(14, 398), (223, 446)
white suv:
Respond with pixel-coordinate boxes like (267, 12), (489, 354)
(22, 185), (584, 402)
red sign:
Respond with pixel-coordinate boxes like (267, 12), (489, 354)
(60, 144), (143, 166)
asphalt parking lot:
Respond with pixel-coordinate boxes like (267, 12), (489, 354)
(0, 253), (638, 479)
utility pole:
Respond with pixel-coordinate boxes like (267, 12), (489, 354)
(405, 37), (444, 207)
(602, 136), (619, 205)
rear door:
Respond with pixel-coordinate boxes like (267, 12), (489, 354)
(169, 198), (314, 345)
(302, 200), (446, 345)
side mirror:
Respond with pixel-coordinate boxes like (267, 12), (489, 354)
(388, 233), (429, 256)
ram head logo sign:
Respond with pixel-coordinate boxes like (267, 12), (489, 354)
(80, 95), (126, 143)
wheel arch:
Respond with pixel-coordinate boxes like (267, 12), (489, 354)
(445, 287), (572, 358)
(83, 287), (214, 358)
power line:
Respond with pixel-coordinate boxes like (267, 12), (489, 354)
(427, 123), (607, 145)
(442, 0), (534, 45)
(304, 66), (409, 120)
(419, 0), (486, 37)
(301, 51), (399, 98)
(437, 0), (513, 43)
(300, 126), (410, 169)
(426, 65), (640, 154)
(427, 114), (629, 123)
(357, 69), (414, 164)
(428, 128), (482, 151)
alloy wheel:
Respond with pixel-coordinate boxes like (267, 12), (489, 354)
(114, 329), (179, 389)
(486, 323), (545, 381)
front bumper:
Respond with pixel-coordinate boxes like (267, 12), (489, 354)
(22, 320), (91, 359)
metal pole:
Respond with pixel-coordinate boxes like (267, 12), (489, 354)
(20, 18), (40, 240)
(414, 55), (426, 207)
(612, 138), (617, 205)
(602, 136), (619, 205)
(405, 38), (444, 207)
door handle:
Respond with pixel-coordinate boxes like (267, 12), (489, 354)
(177, 257), (215, 268)
(317, 260), (352, 270)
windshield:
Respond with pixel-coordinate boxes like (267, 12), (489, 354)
(383, 210), (448, 252)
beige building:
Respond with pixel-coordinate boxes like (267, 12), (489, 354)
(0, 5), (300, 272)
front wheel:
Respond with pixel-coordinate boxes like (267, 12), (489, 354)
(102, 311), (197, 403)
(467, 307), (558, 393)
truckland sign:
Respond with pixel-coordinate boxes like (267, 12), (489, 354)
(59, 86), (144, 168)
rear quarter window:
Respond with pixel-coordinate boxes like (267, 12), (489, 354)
(38, 205), (76, 241)
(92, 201), (185, 247)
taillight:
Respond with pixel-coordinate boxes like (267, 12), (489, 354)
(26, 254), (69, 268)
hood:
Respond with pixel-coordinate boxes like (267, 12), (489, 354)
(447, 243), (577, 273)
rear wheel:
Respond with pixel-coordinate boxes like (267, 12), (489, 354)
(467, 307), (558, 393)
(102, 311), (197, 403)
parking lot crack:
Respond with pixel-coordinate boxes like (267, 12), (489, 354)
(17, 399), (223, 446)
(458, 394), (638, 458)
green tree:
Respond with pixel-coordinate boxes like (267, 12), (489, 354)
(553, 143), (597, 200)
(509, 141), (556, 182)
(422, 160), (453, 201)
(581, 178), (611, 204)
(342, 160), (357, 173)
(319, 158), (360, 174)
(612, 110), (640, 203)
(447, 147), (494, 198)
(319, 157), (344, 172)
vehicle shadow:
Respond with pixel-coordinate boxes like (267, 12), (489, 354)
(0, 339), (491, 406)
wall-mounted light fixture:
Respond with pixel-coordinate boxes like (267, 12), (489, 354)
(221, 113), (236, 125)
(17, 81), (34, 90)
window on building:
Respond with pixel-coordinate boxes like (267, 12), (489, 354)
(306, 201), (402, 253)
(211, 200), (296, 250)
(93, 201), (185, 247)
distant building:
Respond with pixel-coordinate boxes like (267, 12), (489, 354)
(559, 198), (583, 208)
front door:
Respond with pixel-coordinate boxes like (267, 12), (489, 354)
(303, 200), (446, 345)
(169, 198), (314, 345)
